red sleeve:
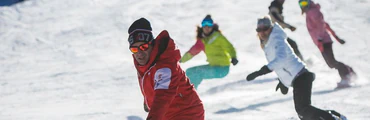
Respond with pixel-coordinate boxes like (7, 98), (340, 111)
(187, 38), (204, 56)
(325, 22), (340, 41)
(146, 67), (179, 120)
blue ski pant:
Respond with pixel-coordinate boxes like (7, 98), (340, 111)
(185, 64), (229, 89)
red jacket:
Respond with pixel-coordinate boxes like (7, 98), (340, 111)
(133, 30), (204, 120)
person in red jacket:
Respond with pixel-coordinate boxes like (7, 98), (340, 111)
(127, 18), (205, 120)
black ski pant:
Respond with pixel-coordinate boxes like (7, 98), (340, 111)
(293, 70), (335, 120)
(287, 37), (304, 61)
(321, 43), (353, 80)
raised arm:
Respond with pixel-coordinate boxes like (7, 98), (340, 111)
(269, 7), (294, 29)
(325, 22), (344, 44)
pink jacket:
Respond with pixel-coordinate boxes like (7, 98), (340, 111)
(187, 38), (205, 56)
(305, 2), (340, 51)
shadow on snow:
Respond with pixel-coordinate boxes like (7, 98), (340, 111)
(214, 87), (343, 114)
(127, 116), (143, 120)
(202, 78), (277, 95)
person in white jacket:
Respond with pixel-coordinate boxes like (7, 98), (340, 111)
(246, 16), (347, 120)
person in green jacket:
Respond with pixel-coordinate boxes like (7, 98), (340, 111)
(180, 15), (238, 89)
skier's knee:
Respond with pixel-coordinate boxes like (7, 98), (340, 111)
(185, 68), (192, 73)
(191, 78), (202, 89)
(185, 67), (197, 76)
(295, 107), (312, 120)
(327, 64), (335, 68)
(295, 105), (309, 116)
(331, 62), (343, 69)
(326, 61), (338, 68)
(185, 69), (190, 75)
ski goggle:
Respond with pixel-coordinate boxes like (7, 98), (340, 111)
(299, 1), (309, 8)
(129, 43), (150, 54)
(256, 27), (270, 32)
(201, 21), (214, 27)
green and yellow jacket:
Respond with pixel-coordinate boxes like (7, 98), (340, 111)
(180, 31), (237, 66)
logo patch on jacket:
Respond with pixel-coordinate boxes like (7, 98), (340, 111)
(154, 68), (172, 90)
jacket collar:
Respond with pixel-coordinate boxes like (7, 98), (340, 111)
(133, 30), (181, 75)
(265, 23), (287, 47)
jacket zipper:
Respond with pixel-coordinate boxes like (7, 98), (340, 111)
(140, 64), (156, 110)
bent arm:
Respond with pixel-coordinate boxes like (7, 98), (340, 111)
(325, 22), (341, 42)
(270, 7), (292, 28)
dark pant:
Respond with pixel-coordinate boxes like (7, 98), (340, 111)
(293, 71), (335, 120)
(287, 37), (304, 61)
(321, 43), (353, 80)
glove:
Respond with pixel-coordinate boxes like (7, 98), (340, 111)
(144, 102), (149, 112)
(231, 58), (239, 66)
(246, 65), (272, 81)
(246, 71), (261, 81)
(333, 36), (346, 44)
(275, 80), (288, 95)
(338, 39), (346, 44)
(259, 65), (272, 74)
(289, 26), (297, 32)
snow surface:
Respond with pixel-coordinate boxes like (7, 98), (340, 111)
(1, 0), (369, 120)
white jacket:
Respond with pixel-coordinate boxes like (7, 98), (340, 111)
(263, 23), (305, 87)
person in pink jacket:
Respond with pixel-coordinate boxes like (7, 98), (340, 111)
(299, 0), (356, 88)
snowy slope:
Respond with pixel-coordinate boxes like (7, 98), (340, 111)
(0, 0), (369, 120)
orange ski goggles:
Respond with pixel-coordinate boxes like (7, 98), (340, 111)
(129, 43), (150, 53)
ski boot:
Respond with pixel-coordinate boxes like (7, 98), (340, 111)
(327, 110), (347, 120)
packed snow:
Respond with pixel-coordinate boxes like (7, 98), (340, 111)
(1, 0), (369, 119)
